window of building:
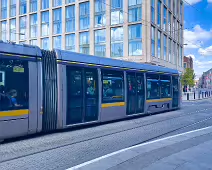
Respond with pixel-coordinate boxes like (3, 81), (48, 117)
(20, 0), (27, 15)
(169, 38), (171, 62)
(151, 26), (155, 57)
(184, 62), (186, 69)
(30, 14), (37, 38)
(42, 0), (49, 9)
(173, 0), (175, 14)
(65, 34), (75, 51)
(173, 17), (175, 40)
(1, 0), (7, 19)
(173, 41), (176, 64)
(41, 38), (49, 50)
(129, 24), (142, 56)
(168, 12), (171, 34)
(102, 70), (124, 103)
(151, 0), (155, 23)
(30, 39), (37, 46)
(53, 0), (62, 7)
(10, 19), (16, 41)
(160, 75), (171, 98)
(30, 0), (37, 12)
(157, 31), (161, 58)
(177, 21), (179, 42)
(80, 2), (90, 30)
(0, 58), (29, 111)
(95, 29), (106, 57)
(41, 11), (49, 36)
(66, 5), (75, 32)
(95, 0), (106, 27)
(80, 31), (90, 54)
(1, 21), (7, 42)
(164, 34), (167, 60)
(157, 0), (161, 27)
(180, 24), (182, 44)
(66, 0), (75, 4)
(20, 16), (26, 40)
(168, 0), (171, 9)
(163, 0), (167, 5)
(180, 2), (183, 21)
(10, 0), (16, 17)
(53, 36), (61, 49)
(53, 8), (62, 34)
(163, 7), (167, 31)
(128, 0), (142, 22)
(111, 0), (123, 25)
(111, 27), (123, 57)
(146, 74), (160, 99)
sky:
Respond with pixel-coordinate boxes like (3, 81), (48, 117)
(184, 0), (212, 79)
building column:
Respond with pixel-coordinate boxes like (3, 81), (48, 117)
(105, 0), (111, 58)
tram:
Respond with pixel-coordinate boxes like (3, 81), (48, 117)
(0, 42), (181, 141)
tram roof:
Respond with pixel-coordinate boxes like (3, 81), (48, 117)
(55, 49), (179, 74)
(0, 41), (42, 57)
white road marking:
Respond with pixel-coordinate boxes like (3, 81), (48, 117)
(67, 126), (212, 170)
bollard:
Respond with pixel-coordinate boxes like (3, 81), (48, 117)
(187, 93), (189, 100)
(199, 92), (200, 99)
(202, 92), (204, 98)
(194, 92), (195, 99)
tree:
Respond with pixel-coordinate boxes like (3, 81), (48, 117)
(181, 68), (195, 87)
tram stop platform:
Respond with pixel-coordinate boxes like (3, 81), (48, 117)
(68, 126), (212, 170)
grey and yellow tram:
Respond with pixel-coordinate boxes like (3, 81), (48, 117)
(0, 42), (181, 141)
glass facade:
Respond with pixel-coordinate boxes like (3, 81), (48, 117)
(128, 24), (142, 56)
(0, 0), (184, 70)
(30, 0), (37, 12)
(111, 27), (123, 57)
(95, 29), (106, 57)
(1, 0), (7, 19)
(20, 0), (27, 15)
(128, 0), (142, 22)
(30, 14), (37, 38)
(66, 34), (75, 51)
(10, 0), (16, 17)
(1, 21), (7, 41)
(80, 31), (90, 54)
(80, 2), (90, 30)
(41, 11), (49, 36)
(95, 0), (106, 27)
(66, 5), (75, 32)
(111, 0), (123, 25)
(10, 19), (16, 41)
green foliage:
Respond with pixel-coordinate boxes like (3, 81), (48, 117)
(181, 68), (195, 87)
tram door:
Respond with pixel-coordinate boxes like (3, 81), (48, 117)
(127, 72), (145, 115)
(66, 67), (99, 125)
(172, 76), (179, 108)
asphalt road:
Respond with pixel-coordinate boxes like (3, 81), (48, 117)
(0, 99), (212, 170)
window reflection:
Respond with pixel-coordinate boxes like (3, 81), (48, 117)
(80, 2), (90, 30)
(95, 0), (106, 27)
(1, 21), (7, 42)
(128, 0), (142, 22)
(20, 16), (26, 40)
(41, 38), (49, 50)
(147, 74), (160, 99)
(53, 36), (61, 49)
(10, 0), (16, 17)
(95, 29), (106, 57)
(111, 27), (123, 57)
(66, 5), (75, 32)
(66, 34), (75, 52)
(41, 11), (49, 36)
(80, 32), (90, 54)
(30, 14), (37, 38)
(1, 0), (7, 19)
(111, 0), (123, 25)
(20, 0), (27, 15)
(53, 8), (62, 34)
(10, 19), (16, 42)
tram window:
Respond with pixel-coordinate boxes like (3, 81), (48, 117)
(0, 58), (29, 111)
(160, 75), (171, 98)
(102, 70), (124, 103)
(67, 69), (82, 96)
(86, 71), (97, 96)
(146, 74), (160, 99)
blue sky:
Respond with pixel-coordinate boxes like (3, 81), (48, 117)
(184, 0), (212, 78)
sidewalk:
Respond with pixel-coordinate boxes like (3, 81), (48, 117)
(68, 126), (212, 170)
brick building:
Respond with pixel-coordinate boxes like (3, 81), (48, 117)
(183, 56), (193, 70)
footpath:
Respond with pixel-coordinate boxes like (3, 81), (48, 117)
(68, 126), (212, 170)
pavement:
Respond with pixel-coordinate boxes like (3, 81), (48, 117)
(0, 99), (212, 170)
(68, 126), (212, 170)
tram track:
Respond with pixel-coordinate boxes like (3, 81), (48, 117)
(0, 106), (212, 164)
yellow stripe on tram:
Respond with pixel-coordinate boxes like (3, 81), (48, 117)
(0, 109), (29, 118)
(146, 98), (172, 103)
(102, 102), (125, 108)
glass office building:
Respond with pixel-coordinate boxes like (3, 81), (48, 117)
(0, 0), (184, 71)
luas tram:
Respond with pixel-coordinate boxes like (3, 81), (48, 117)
(0, 42), (181, 141)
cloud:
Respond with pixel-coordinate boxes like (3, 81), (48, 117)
(198, 46), (212, 56)
(185, 0), (202, 5)
(184, 25), (212, 49)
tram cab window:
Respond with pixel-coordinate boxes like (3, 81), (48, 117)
(102, 70), (124, 103)
(0, 58), (29, 111)
(160, 75), (171, 98)
(146, 74), (160, 99)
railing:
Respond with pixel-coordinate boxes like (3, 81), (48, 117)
(182, 89), (212, 101)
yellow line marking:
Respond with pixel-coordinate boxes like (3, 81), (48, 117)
(102, 102), (125, 108)
(0, 109), (29, 118)
(146, 98), (172, 103)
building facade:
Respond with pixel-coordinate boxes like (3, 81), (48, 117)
(183, 55), (193, 70)
(0, 0), (184, 71)
(199, 68), (212, 89)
